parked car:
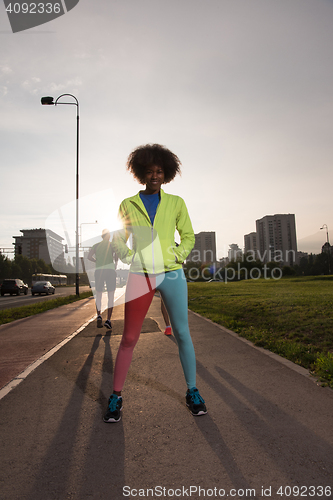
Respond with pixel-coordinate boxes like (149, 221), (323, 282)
(1, 279), (29, 296)
(31, 281), (55, 296)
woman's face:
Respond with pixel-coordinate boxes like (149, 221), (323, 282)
(143, 165), (165, 194)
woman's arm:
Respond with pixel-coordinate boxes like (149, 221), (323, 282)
(173, 199), (195, 263)
(112, 204), (135, 264)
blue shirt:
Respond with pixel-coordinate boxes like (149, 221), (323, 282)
(139, 192), (160, 226)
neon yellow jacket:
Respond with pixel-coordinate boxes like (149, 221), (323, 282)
(113, 189), (195, 274)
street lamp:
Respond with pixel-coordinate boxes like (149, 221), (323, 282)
(41, 94), (80, 296)
(320, 224), (330, 245)
(320, 224), (331, 274)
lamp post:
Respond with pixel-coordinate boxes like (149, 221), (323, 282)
(320, 224), (331, 274)
(41, 94), (80, 296)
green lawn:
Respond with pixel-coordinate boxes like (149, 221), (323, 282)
(187, 276), (333, 387)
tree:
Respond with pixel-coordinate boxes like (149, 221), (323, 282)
(282, 266), (296, 276)
(0, 253), (12, 280)
(14, 255), (33, 284)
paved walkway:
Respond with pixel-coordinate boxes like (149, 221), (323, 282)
(0, 293), (332, 500)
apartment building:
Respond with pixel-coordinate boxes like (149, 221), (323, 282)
(13, 228), (65, 266)
(187, 231), (216, 263)
(244, 232), (258, 258)
(255, 214), (297, 265)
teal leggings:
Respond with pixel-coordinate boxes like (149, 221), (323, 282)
(113, 269), (196, 391)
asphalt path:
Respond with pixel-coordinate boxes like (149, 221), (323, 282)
(0, 294), (332, 500)
(0, 285), (91, 310)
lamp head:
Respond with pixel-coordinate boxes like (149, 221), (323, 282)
(41, 96), (55, 105)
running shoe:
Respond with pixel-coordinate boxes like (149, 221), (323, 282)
(164, 326), (172, 336)
(186, 387), (207, 416)
(104, 319), (112, 330)
(97, 315), (103, 328)
(103, 394), (123, 423)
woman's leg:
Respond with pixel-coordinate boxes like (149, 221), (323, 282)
(157, 269), (196, 389)
(113, 273), (155, 392)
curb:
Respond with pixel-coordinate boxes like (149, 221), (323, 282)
(189, 309), (321, 386)
(0, 288), (126, 401)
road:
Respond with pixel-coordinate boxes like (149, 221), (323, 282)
(0, 286), (91, 310)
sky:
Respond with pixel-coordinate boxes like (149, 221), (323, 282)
(1, 0), (333, 262)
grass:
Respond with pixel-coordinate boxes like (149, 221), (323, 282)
(0, 290), (93, 325)
(187, 276), (333, 388)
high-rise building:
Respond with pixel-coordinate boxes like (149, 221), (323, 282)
(255, 214), (297, 266)
(13, 228), (65, 266)
(244, 232), (258, 258)
(187, 231), (216, 263)
(228, 243), (242, 262)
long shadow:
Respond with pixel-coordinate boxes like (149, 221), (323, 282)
(164, 333), (333, 493)
(163, 335), (259, 496)
(195, 360), (333, 489)
(192, 413), (260, 498)
(215, 366), (333, 482)
(77, 331), (125, 499)
(25, 330), (125, 500)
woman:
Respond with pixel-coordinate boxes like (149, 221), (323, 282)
(104, 144), (207, 422)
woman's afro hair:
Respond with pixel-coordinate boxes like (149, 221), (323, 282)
(127, 144), (181, 184)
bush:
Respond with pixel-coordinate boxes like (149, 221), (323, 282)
(314, 352), (333, 387)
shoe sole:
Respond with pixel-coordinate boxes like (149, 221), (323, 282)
(104, 324), (112, 330)
(190, 409), (207, 416)
(103, 406), (122, 423)
(186, 403), (207, 416)
(103, 416), (121, 423)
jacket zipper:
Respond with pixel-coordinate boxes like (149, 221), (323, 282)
(151, 196), (162, 274)
(132, 196), (162, 274)
(151, 226), (155, 274)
